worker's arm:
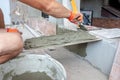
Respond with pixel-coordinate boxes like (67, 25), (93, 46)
(19, 0), (83, 23)
(19, 0), (71, 18)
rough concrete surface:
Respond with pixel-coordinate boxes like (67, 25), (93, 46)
(46, 47), (108, 80)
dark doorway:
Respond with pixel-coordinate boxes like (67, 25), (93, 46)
(109, 0), (120, 11)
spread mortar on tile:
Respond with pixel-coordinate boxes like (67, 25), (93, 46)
(3, 71), (52, 80)
(24, 28), (98, 49)
(12, 72), (52, 80)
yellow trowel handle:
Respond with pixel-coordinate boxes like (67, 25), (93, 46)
(70, 0), (82, 22)
(70, 0), (78, 13)
(70, 0), (87, 31)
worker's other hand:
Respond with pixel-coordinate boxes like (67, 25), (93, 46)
(68, 11), (83, 24)
(6, 28), (22, 34)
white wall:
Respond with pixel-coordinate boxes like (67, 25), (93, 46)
(85, 39), (118, 75)
(0, 0), (11, 24)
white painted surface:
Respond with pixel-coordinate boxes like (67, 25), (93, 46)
(0, 0), (11, 24)
(85, 30), (120, 75)
(90, 28), (120, 39)
(86, 40), (117, 75)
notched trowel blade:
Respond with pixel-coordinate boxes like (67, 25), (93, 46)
(78, 24), (88, 31)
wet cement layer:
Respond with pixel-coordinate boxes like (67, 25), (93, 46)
(12, 72), (52, 80)
(24, 28), (98, 49)
(65, 43), (88, 57)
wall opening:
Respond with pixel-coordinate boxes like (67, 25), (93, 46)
(109, 0), (120, 11)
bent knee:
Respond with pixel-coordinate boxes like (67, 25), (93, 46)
(10, 33), (23, 50)
(0, 33), (23, 55)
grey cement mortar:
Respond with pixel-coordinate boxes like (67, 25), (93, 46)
(12, 72), (52, 80)
(3, 70), (13, 80)
(1, 53), (65, 80)
(24, 28), (98, 49)
(65, 43), (88, 57)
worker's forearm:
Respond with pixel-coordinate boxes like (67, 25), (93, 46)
(19, 0), (71, 18)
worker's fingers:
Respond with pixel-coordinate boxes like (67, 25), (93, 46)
(68, 11), (83, 24)
(75, 13), (83, 21)
(19, 31), (23, 35)
(73, 13), (83, 24)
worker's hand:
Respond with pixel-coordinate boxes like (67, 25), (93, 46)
(6, 28), (22, 34)
(68, 11), (83, 24)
